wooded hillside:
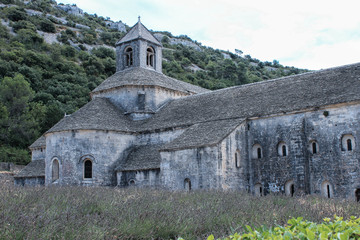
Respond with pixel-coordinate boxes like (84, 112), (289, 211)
(0, 0), (308, 164)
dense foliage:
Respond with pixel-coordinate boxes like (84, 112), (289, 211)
(0, 186), (358, 239)
(210, 216), (360, 239)
(0, 0), (308, 164)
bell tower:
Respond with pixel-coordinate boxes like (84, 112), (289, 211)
(115, 17), (163, 73)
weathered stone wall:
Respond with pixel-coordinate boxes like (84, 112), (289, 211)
(14, 177), (44, 186)
(45, 130), (136, 186)
(160, 146), (222, 190)
(117, 169), (160, 187)
(246, 103), (360, 200)
(92, 86), (188, 114)
(31, 147), (45, 161)
(218, 123), (249, 191)
(137, 128), (185, 145)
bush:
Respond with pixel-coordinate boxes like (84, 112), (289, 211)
(14, 29), (43, 46)
(5, 7), (27, 22)
(39, 19), (56, 33)
(12, 20), (36, 33)
(214, 216), (360, 239)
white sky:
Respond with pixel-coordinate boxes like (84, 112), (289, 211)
(58, 0), (360, 70)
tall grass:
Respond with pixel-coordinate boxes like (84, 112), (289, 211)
(0, 185), (359, 239)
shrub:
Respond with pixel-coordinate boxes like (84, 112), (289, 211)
(12, 20), (36, 33)
(213, 216), (360, 239)
(5, 7), (27, 21)
(39, 19), (56, 33)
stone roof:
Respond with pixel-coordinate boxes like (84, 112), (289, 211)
(46, 98), (133, 134)
(45, 62), (360, 147)
(14, 160), (45, 178)
(92, 67), (210, 94)
(116, 145), (161, 171)
(141, 62), (360, 131)
(161, 119), (244, 151)
(116, 19), (161, 46)
(29, 135), (46, 149)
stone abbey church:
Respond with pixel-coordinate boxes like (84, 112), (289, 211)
(15, 19), (360, 201)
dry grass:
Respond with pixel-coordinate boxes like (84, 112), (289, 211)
(0, 185), (359, 239)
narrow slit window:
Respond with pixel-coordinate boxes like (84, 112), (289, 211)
(235, 150), (241, 168)
(282, 145), (287, 156)
(312, 142), (317, 154)
(347, 139), (352, 151)
(184, 178), (191, 191)
(257, 148), (262, 159)
(52, 159), (59, 182)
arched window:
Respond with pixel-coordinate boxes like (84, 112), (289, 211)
(321, 181), (332, 198)
(184, 178), (191, 191)
(125, 47), (133, 67)
(146, 47), (154, 67)
(277, 142), (288, 157)
(52, 159), (59, 182)
(235, 150), (241, 168)
(128, 179), (136, 186)
(252, 144), (262, 159)
(341, 134), (355, 151)
(84, 159), (92, 179)
(310, 141), (318, 154)
(285, 180), (295, 197)
(254, 183), (263, 197)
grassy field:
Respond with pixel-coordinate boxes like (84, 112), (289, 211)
(0, 185), (359, 239)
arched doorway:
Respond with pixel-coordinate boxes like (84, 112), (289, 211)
(285, 180), (295, 197)
(184, 178), (191, 191)
(254, 183), (263, 197)
(355, 189), (360, 202)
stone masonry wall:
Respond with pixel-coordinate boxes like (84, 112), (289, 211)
(31, 147), (45, 161)
(117, 169), (160, 187)
(246, 103), (360, 200)
(45, 130), (136, 186)
(160, 146), (222, 190)
(218, 123), (249, 191)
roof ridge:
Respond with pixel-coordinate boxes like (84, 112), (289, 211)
(167, 61), (360, 102)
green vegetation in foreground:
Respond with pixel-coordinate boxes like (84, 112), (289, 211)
(206, 216), (360, 239)
(0, 185), (359, 239)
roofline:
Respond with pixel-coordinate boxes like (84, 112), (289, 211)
(170, 61), (360, 102)
(116, 37), (162, 47)
(159, 119), (245, 151)
(14, 175), (45, 178)
(116, 167), (160, 172)
(91, 67), (208, 95)
(116, 20), (162, 47)
(45, 128), (138, 135)
(91, 83), (197, 96)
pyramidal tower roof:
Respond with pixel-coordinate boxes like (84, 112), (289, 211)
(116, 17), (162, 46)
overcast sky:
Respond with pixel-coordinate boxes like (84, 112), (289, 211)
(58, 0), (360, 70)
